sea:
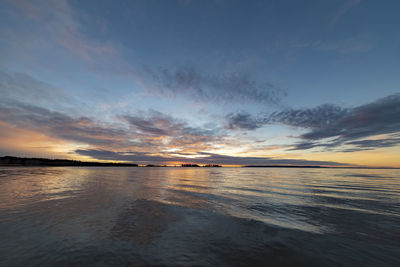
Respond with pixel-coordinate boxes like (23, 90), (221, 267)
(0, 167), (399, 266)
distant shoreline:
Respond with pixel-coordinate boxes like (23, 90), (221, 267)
(244, 165), (326, 168)
(0, 156), (398, 169)
(243, 165), (399, 169)
(0, 156), (138, 167)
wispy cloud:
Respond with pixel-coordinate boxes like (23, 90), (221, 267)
(331, 0), (361, 26)
(0, 70), (71, 107)
(346, 136), (400, 150)
(312, 37), (373, 54)
(293, 36), (374, 54)
(141, 64), (285, 105)
(0, 0), (124, 74)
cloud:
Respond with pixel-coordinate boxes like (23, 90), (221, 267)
(293, 36), (373, 55)
(0, 120), (75, 158)
(0, 97), (353, 165)
(225, 112), (261, 130)
(285, 94), (400, 150)
(343, 135), (400, 151)
(226, 93), (400, 151)
(120, 110), (223, 151)
(312, 37), (373, 54)
(9, 0), (118, 61)
(0, 100), (128, 147)
(0, 70), (70, 107)
(331, 0), (361, 26)
(3, 1), (284, 107)
(299, 94), (400, 140)
(75, 149), (350, 166)
(142, 64), (285, 104)
(0, 0), (124, 74)
(0, 99), (225, 154)
(226, 104), (348, 131)
(268, 104), (349, 129)
(121, 110), (185, 136)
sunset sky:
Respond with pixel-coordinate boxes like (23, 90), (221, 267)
(1, 0), (399, 167)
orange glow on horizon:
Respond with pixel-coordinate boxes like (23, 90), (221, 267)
(1, 120), (399, 168)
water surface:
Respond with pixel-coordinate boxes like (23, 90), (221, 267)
(0, 167), (399, 266)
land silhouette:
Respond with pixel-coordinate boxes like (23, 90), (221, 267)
(0, 156), (138, 167)
(0, 156), (222, 167)
(1, 156), (396, 169)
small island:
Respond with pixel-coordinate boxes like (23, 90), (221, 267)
(203, 164), (222, 167)
(181, 164), (200, 167)
(181, 164), (221, 167)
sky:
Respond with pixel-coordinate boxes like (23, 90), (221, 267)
(0, 0), (399, 167)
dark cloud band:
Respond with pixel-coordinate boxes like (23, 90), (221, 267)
(75, 149), (350, 166)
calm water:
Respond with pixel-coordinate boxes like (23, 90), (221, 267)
(0, 167), (399, 266)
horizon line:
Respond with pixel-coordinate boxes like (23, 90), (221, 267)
(1, 155), (399, 169)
